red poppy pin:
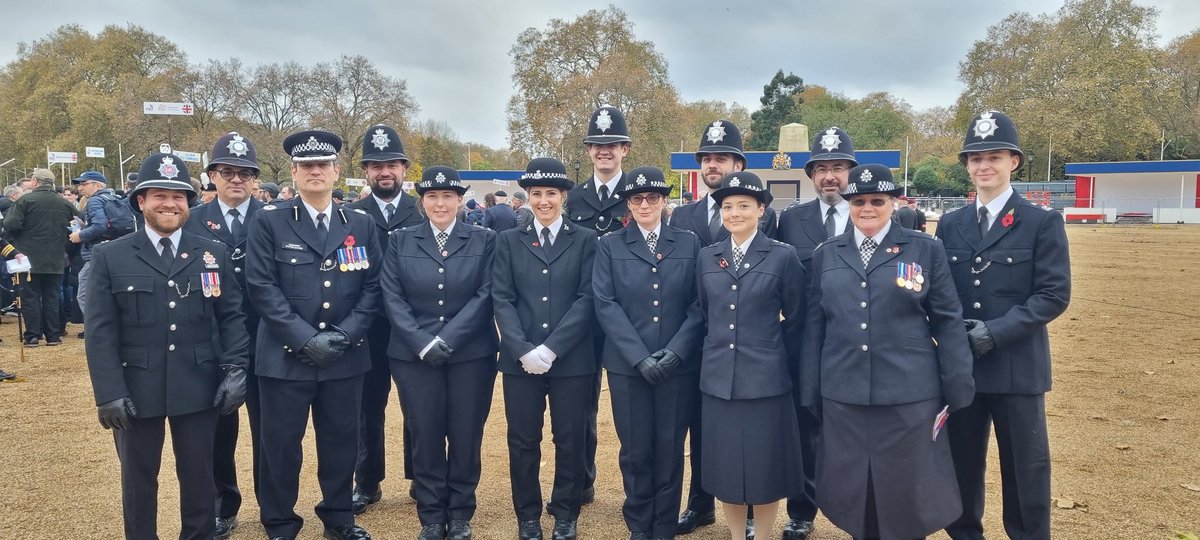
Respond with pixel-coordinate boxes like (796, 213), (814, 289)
(207, 221), (221, 231)
(532, 241), (540, 247)
(344, 235), (356, 247)
(1001, 208), (1015, 228)
(718, 257), (729, 268)
(656, 253), (663, 260)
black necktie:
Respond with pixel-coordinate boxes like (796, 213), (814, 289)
(435, 231), (449, 254)
(385, 202), (395, 223)
(599, 184), (609, 201)
(316, 212), (328, 247)
(978, 207), (990, 238)
(159, 237), (174, 269)
(824, 206), (837, 239)
(709, 204), (721, 238)
(646, 231), (658, 255)
(541, 227), (552, 249)
(228, 208), (244, 242)
(860, 237), (877, 268)
(733, 246), (744, 269)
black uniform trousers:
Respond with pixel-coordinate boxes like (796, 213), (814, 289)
(392, 356), (496, 525)
(504, 373), (592, 521)
(357, 316), (413, 490)
(213, 356), (261, 519)
(609, 371), (696, 538)
(946, 393), (1051, 540)
(786, 403), (820, 522)
(258, 374), (363, 537)
(115, 408), (220, 540)
(18, 272), (61, 341)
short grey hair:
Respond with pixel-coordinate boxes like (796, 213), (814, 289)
(3, 185), (22, 199)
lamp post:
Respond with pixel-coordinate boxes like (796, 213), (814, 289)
(573, 159), (581, 184)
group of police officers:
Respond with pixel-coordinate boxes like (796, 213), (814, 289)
(83, 103), (1069, 540)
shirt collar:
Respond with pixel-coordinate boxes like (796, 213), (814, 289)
(731, 230), (757, 254)
(145, 225), (183, 253)
(637, 221), (661, 241)
(301, 199), (333, 225)
(819, 199), (849, 217)
(536, 215), (564, 241)
(978, 186), (1015, 222)
(595, 172), (623, 198)
(853, 219), (893, 247)
(216, 197), (251, 217)
(430, 220), (456, 237)
(373, 194), (398, 216)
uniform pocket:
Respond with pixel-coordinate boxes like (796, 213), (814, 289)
(112, 275), (153, 327)
(274, 249), (315, 298)
(988, 248), (1032, 296)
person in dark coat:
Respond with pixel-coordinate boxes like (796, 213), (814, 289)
(382, 166), (499, 540)
(940, 111), (1071, 540)
(696, 171), (805, 540)
(345, 124), (424, 515)
(182, 132), (266, 539)
(594, 166), (705, 540)
(3, 168), (77, 346)
(484, 190), (519, 231)
(670, 119), (775, 539)
(894, 197), (926, 232)
(773, 125), (859, 540)
(246, 130), (381, 540)
(85, 156), (249, 540)
(493, 157), (597, 540)
(802, 164), (975, 540)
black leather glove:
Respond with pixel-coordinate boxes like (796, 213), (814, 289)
(423, 340), (454, 367)
(299, 332), (347, 368)
(634, 357), (666, 385)
(213, 366), (247, 415)
(97, 397), (138, 430)
(326, 325), (352, 351)
(964, 319), (995, 359)
(650, 348), (682, 378)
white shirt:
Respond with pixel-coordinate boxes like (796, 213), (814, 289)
(216, 198), (252, 230)
(731, 230), (758, 257)
(819, 199), (851, 235)
(145, 226), (183, 257)
(373, 194), (398, 218)
(977, 186), (1015, 230)
(429, 220), (456, 237)
(853, 219), (893, 248)
(536, 215), (564, 245)
(637, 222), (662, 242)
(301, 199), (333, 228)
(594, 172), (623, 200)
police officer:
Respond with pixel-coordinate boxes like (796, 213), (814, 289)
(382, 166), (499, 540)
(568, 104), (633, 504)
(801, 164), (975, 539)
(939, 111), (1071, 540)
(773, 125), (858, 540)
(696, 171), (805, 540)
(345, 123), (424, 514)
(669, 119), (776, 538)
(247, 130), (381, 540)
(593, 166), (705, 540)
(494, 157), (597, 540)
(183, 131), (265, 539)
(85, 154), (249, 540)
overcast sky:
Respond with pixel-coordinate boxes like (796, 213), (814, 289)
(5, 0), (1198, 148)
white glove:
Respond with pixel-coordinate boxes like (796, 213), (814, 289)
(519, 349), (552, 375)
(418, 337), (445, 360)
(532, 344), (557, 365)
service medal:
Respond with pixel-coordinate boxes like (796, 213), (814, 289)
(915, 274), (925, 284)
(897, 277), (907, 287)
(905, 280), (914, 290)
(913, 282), (923, 292)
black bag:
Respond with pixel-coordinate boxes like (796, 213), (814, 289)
(97, 193), (136, 240)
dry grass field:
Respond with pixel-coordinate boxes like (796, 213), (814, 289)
(1, 224), (1197, 539)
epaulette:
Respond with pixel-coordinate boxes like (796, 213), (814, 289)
(353, 208), (368, 214)
(262, 204), (277, 211)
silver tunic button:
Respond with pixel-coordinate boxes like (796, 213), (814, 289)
(861, 323), (868, 330)
(234, 267), (242, 273)
(861, 281), (867, 288)
(542, 297), (548, 302)
(437, 284), (444, 290)
(951, 256), (958, 262)
(729, 304), (736, 310)
(324, 281), (332, 288)
(168, 301), (176, 308)
(729, 343), (735, 350)
(652, 284), (659, 289)
(127, 285), (134, 291)
(439, 316), (445, 322)
(169, 324), (177, 331)
(542, 323), (549, 329)
(731, 284), (738, 291)
(121, 362), (127, 367)
(861, 344), (869, 351)
(542, 269), (548, 274)
(438, 300), (444, 306)
(729, 324), (735, 330)
(290, 258), (297, 263)
(599, 216), (606, 221)
(168, 344), (176, 351)
(438, 268), (444, 273)
(651, 267), (657, 273)
(974, 279), (981, 286)
(167, 280), (175, 287)
(652, 300), (659, 306)
(326, 260), (333, 266)
(319, 322), (327, 329)
(322, 302), (331, 309)
(1006, 257), (1013, 263)
(860, 301), (867, 308)
(975, 256), (982, 263)
(652, 316), (659, 323)
(973, 302), (982, 309)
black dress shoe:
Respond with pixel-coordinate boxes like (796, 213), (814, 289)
(351, 485), (383, 515)
(518, 520), (543, 540)
(215, 515), (238, 540)
(676, 509), (716, 535)
(551, 519), (577, 540)
(418, 523), (446, 540)
(325, 524), (372, 540)
(447, 520), (471, 540)
(628, 532), (652, 540)
(45, 338), (62, 346)
(781, 519), (813, 540)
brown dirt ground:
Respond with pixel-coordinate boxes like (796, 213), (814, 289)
(1, 224), (1198, 539)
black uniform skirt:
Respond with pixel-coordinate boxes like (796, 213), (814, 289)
(818, 398), (963, 539)
(700, 392), (802, 505)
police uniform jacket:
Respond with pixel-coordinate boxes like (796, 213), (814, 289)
(670, 196), (779, 246)
(382, 222), (498, 362)
(800, 225), (974, 410)
(776, 200), (849, 266)
(346, 194), (423, 255)
(567, 175), (630, 235)
(593, 224), (704, 376)
(86, 231), (249, 417)
(183, 198), (265, 337)
(936, 193), (1070, 394)
(697, 232), (805, 400)
(246, 199), (382, 381)
(493, 221), (597, 377)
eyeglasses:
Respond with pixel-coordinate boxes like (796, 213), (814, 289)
(628, 194), (664, 206)
(812, 165), (849, 175)
(850, 197), (891, 207)
(212, 168), (257, 181)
